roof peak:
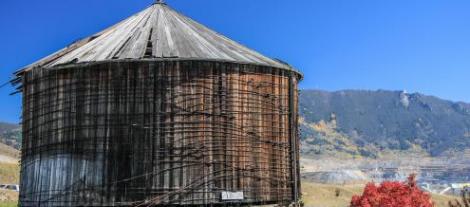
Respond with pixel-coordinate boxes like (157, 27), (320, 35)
(154, 0), (165, 4)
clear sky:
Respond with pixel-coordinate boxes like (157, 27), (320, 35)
(1, 0), (470, 123)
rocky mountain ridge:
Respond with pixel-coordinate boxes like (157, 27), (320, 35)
(300, 90), (470, 158)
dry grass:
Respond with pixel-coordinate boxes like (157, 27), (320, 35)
(0, 143), (19, 165)
(0, 163), (19, 184)
(302, 181), (363, 207)
(0, 143), (20, 206)
(0, 190), (18, 202)
(0, 143), (19, 160)
(0, 142), (20, 184)
(0, 162), (19, 206)
(301, 180), (458, 207)
(0, 202), (17, 207)
(432, 194), (462, 207)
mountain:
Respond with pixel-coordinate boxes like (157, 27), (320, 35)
(299, 90), (470, 158)
(0, 122), (18, 135)
(0, 122), (21, 150)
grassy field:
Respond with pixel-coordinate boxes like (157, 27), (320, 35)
(0, 143), (19, 165)
(302, 181), (363, 207)
(0, 143), (19, 159)
(0, 189), (17, 206)
(0, 143), (20, 205)
(0, 163), (19, 184)
(301, 181), (459, 207)
(0, 143), (19, 184)
(0, 202), (16, 207)
(0, 163), (19, 205)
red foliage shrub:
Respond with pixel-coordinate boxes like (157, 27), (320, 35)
(350, 175), (434, 207)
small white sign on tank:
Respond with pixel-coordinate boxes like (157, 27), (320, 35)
(221, 191), (244, 201)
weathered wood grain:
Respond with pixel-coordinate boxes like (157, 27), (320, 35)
(17, 3), (298, 75)
(16, 2), (302, 206)
(20, 61), (300, 206)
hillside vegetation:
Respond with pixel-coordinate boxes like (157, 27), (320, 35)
(0, 123), (20, 150)
(300, 90), (470, 158)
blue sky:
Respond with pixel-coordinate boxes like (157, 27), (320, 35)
(1, 0), (470, 123)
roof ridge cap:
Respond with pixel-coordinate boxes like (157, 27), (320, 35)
(153, 0), (166, 5)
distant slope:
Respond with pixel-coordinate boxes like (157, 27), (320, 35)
(0, 123), (18, 136)
(0, 143), (19, 164)
(0, 142), (20, 184)
(0, 123), (21, 184)
(0, 123), (20, 150)
(300, 90), (470, 157)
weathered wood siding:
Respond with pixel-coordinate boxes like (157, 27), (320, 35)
(20, 61), (300, 206)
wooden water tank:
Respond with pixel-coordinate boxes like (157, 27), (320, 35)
(16, 2), (302, 206)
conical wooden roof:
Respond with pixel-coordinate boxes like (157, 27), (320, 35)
(19, 2), (299, 74)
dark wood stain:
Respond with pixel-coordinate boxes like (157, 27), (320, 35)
(20, 61), (300, 206)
